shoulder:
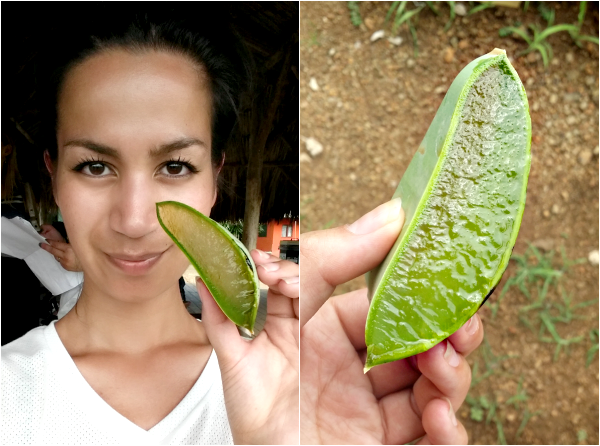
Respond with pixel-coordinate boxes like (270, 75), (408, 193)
(1, 325), (53, 444)
(2, 324), (52, 378)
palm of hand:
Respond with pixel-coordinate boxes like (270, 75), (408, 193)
(301, 287), (481, 445)
(221, 307), (299, 445)
(301, 299), (405, 445)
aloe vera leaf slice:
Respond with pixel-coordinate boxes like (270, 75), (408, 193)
(365, 49), (531, 372)
(156, 201), (261, 336)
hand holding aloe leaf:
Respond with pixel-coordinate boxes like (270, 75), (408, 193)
(157, 201), (299, 444)
(300, 49), (529, 444)
(301, 201), (483, 444)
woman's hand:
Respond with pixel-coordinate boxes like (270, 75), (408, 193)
(39, 224), (66, 243)
(300, 199), (483, 445)
(39, 225), (83, 272)
(196, 249), (299, 445)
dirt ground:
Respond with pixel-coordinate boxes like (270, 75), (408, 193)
(299, 2), (599, 444)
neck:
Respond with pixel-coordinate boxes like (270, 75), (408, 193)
(56, 277), (206, 356)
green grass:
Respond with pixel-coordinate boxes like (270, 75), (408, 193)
(467, 236), (597, 442)
(493, 243), (594, 362)
(468, 2), (495, 15)
(467, 368), (542, 444)
(384, 1), (425, 57)
(347, 1), (362, 27)
(489, 244), (563, 318)
(499, 2), (581, 68)
(570, 1), (600, 46)
(444, 1), (456, 32)
(586, 329), (599, 367)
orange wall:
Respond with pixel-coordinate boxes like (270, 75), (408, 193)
(256, 218), (299, 257)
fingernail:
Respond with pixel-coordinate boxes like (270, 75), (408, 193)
(259, 262), (280, 272)
(346, 198), (403, 235)
(255, 249), (270, 260)
(443, 397), (458, 427)
(465, 316), (479, 336)
(444, 341), (460, 367)
(282, 276), (299, 284)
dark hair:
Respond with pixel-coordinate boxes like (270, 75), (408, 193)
(41, 7), (250, 168)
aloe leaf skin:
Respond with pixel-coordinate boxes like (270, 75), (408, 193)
(365, 49), (531, 372)
(156, 201), (260, 334)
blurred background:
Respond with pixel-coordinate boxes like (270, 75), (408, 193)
(300, 1), (598, 444)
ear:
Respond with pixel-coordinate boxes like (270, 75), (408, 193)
(44, 150), (59, 206)
(43, 150), (54, 176)
(212, 153), (225, 207)
(216, 152), (225, 175)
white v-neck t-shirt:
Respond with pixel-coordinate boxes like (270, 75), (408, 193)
(1, 321), (233, 445)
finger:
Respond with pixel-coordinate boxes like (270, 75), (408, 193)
(316, 288), (422, 397)
(195, 277), (249, 366)
(417, 398), (468, 445)
(266, 289), (297, 319)
(300, 198), (404, 327)
(447, 314), (484, 357)
(43, 239), (71, 252)
(251, 250), (298, 318)
(364, 355), (420, 399)
(39, 225), (65, 242)
(412, 341), (472, 415)
(254, 256), (299, 297)
(377, 389), (424, 444)
(251, 248), (279, 265)
(39, 242), (65, 260)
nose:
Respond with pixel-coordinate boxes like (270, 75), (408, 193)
(109, 172), (160, 239)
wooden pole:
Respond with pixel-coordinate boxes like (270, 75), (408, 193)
(241, 48), (291, 250)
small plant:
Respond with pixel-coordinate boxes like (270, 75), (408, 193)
(570, 1), (600, 46)
(469, 2), (495, 15)
(516, 408), (543, 439)
(385, 1), (425, 56)
(465, 394), (507, 445)
(537, 2), (556, 26)
(586, 329), (599, 367)
(506, 376), (528, 410)
(470, 336), (515, 386)
(321, 218), (337, 230)
(499, 21), (579, 67)
(490, 244), (563, 318)
(347, 1), (362, 27)
(518, 283), (596, 361)
(386, 1), (424, 34)
(444, 1), (456, 32)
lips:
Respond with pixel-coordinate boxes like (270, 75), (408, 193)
(106, 249), (168, 275)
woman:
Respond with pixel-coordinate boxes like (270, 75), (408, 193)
(2, 9), (299, 445)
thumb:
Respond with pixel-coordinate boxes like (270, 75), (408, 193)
(300, 198), (404, 327)
(196, 277), (249, 367)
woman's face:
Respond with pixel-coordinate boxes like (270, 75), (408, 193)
(54, 49), (216, 301)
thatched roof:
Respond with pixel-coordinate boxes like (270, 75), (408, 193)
(212, 2), (299, 222)
(2, 2), (298, 223)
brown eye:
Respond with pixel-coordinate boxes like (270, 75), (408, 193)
(166, 163), (184, 175)
(88, 163), (106, 175)
(161, 162), (193, 177)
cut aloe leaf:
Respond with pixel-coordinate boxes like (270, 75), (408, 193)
(156, 201), (263, 338)
(365, 49), (531, 372)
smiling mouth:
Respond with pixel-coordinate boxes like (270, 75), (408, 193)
(106, 248), (169, 275)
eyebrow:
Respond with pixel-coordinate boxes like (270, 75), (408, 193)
(63, 137), (207, 158)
